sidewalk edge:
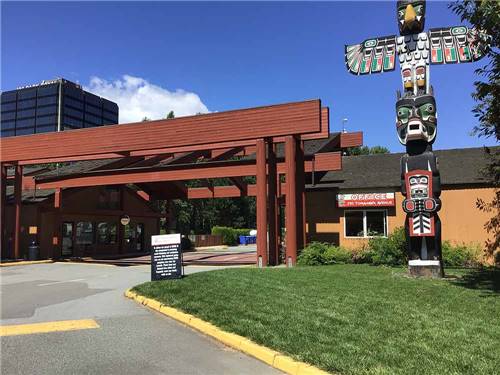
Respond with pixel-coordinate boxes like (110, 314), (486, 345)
(125, 289), (331, 375)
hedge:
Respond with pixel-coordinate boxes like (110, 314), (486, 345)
(211, 226), (251, 246)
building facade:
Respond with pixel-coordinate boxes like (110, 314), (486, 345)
(3, 185), (160, 259)
(306, 147), (496, 252)
(1, 78), (118, 138)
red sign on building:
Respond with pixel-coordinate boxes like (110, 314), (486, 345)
(337, 192), (395, 208)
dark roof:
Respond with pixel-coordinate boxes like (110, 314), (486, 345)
(5, 186), (55, 203)
(315, 146), (497, 189)
(245, 133), (341, 160)
(35, 158), (122, 178)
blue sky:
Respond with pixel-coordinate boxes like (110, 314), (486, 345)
(1, 1), (495, 151)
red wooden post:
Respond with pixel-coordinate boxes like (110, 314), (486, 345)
(52, 188), (62, 259)
(14, 165), (22, 259)
(297, 140), (306, 248)
(285, 136), (297, 266)
(267, 140), (279, 266)
(256, 138), (268, 267)
(0, 164), (7, 258)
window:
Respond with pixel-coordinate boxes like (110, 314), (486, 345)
(98, 187), (120, 210)
(97, 222), (117, 245)
(345, 210), (387, 238)
(37, 96), (57, 106)
(76, 222), (94, 245)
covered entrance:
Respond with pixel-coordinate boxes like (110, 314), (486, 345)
(1, 99), (361, 266)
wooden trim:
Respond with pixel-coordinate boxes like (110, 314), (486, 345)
(2, 99), (322, 163)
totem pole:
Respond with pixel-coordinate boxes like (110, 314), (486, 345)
(344, 0), (489, 277)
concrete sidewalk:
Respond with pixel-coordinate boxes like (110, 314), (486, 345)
(0, 262), (281, 374)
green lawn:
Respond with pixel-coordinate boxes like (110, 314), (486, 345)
(133, 265), (500, 375)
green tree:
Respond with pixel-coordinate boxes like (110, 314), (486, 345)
(166, 111), (175, 119)
(348, 145), (390, 155)
(451, 0), (499, 260)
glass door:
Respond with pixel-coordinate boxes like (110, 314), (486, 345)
(61, 222), (74, 256)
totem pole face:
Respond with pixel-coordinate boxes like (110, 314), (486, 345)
(397, 0), (426, 36)
(396, 94), (437, 145)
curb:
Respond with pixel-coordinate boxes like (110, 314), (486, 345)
(125, 289), (331, 375)
(0, 260), (53, 268)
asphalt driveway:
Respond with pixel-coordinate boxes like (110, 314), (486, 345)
(0, 262), (281, 374)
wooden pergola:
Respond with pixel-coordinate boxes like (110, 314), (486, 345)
(1, 99), (362, 266)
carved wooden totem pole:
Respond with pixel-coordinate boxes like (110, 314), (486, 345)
(344, 0), (489, 277)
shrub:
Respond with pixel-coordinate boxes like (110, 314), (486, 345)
(323, 246), (352, 264)
(297, 242), (352, 266)
(367, 227), (407, 266)
(297, 242), (329, 266)
(442, 241), (483, 268)
(211, 226), (251, 245)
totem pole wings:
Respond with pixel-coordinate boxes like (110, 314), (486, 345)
(345, 26), (489, 90)
(345, 36), (398, 75)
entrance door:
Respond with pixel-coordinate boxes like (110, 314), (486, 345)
(61, 222), (74, 257)
(123, 223), (145, 253)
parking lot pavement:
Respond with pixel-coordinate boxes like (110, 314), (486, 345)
(0, 263), (281, 375)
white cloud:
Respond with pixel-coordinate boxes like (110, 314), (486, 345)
(84, 75), (209, 123)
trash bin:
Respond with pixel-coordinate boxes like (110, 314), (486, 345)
(28, 244), (40, 261)
(239, 235), (248, 245)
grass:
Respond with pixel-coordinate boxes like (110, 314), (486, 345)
(133, 265), (500, 374)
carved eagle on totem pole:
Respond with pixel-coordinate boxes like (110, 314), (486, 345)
(344, 0), (489, 97)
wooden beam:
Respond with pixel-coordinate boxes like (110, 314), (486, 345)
(35, 153), (342, 190)
(256, 139), (268, 267)
(14, 165), (22, 259)
(1, 164), (7, 258)
(2, 99), (322, 163)
(267, 141), (279, 266)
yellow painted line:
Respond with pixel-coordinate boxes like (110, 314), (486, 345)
(0, 260), (53, 268)
(0, 319), (100, 337)
(125, 289), (332, 375)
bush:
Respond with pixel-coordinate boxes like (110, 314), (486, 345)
(297, 242), (352, 266)
(211, 226), (250, 245)
(367, 227), (407, 266)
(442, 241), (483, 268)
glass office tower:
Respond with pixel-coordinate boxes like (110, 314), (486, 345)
(1, 78), (119, 137)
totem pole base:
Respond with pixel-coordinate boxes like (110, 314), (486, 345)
(408, 260), (443, 279)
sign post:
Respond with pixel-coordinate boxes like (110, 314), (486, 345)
(151, 234), (183, 281)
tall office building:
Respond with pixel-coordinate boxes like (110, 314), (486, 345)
(1, 78), (119, 138)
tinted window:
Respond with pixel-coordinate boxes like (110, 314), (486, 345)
(16, 127), (35, 136)
(17, 99), (36, 109)
(1, 92), (17, 103)
(64, 97), (84, 110)
(84, 93), (101, 106)
(1, 102), (17, 112)
(37, 84), (58, 97)
(18, 89), (37, 100)
(64, 85), (83, 100)
(85, 104), (101, 116)
(84, 113), (102, 125)
(37, 105), (57, 116)
(64, 106), (83, 119)
(1, 111), (16, 121)
(1, 121), (16, 130)
(37, 96), (58, 106)
(36, 124), (57, 133)
(36, 115), (57, 125)
(103, 110), (118, 121)
(63, 116), (82, 128)
(17, 118), (35, 127)
(17, 108), (36, 119)
(102, 99), (118, 112)
(1, 129), (15, 137)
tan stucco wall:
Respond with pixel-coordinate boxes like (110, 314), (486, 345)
(306, 186), (495, 250)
